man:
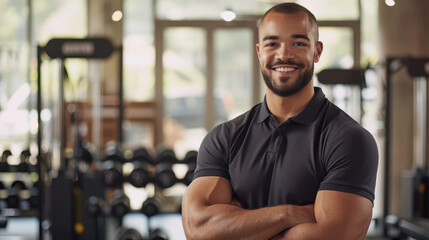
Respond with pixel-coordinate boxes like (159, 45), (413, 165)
(182, 2), (378, 240)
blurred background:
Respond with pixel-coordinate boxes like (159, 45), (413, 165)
(0, 0), (428, 239)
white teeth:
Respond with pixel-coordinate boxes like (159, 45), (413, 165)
(275, 67), (295, 72)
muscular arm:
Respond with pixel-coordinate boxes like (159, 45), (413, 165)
(182, 176), (315, 240)
(272, 190), (373, 240)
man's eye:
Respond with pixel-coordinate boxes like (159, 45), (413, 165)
(265, 42), (277, 47)
(293, 42), (307, 47)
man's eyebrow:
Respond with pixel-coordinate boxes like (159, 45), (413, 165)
(262, 35), (279, 42)
(291, 34), (310, 41)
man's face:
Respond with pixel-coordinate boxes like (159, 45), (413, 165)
(256, 11), (323, 97)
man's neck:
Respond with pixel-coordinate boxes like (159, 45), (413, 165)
(266, 83), (315, 124)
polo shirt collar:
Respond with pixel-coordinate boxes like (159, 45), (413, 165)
(258, 87), (326, 125)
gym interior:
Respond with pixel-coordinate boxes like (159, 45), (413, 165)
(0, 0), (428, 239)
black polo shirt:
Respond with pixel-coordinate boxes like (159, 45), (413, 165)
(194, 87), (378, 209)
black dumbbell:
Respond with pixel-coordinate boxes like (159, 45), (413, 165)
(103, 160), (124, 188)
(103, 142), (125, 187)
(182, 164), (196, 186)
(181, 150), (198, 185)
(86, 196), (107, 217)
(116, 227), (146, 240)
(5, 189), (19, 209)
(111, 190), (130, 219)
(5, 180), (28, 209)
(149, 228), (169, 240)
(0, 150), (12, 172)
(157, 148), (177, 163)
(154, 162), (178, 189)
(141, 196), (162, 218)
(128, 147), (153, 188)
(18, 149), (31, 172)
(183, 150), (197, 165)
(133, 147), (153, 164)
(75, 141), (94, 164)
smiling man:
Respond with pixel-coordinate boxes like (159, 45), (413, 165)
(181, 3), (378, 240)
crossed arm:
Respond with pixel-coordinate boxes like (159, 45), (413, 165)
(181, 176), (373, 240)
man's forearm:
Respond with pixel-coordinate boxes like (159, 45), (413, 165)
(271, 221), (368, 240)
(183, 203), (314, 240)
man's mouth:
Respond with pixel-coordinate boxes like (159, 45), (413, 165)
(274, 67), (296, 72)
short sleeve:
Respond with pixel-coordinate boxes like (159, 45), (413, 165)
(193, 123), (230, 180)
(319, 123), (379, 202)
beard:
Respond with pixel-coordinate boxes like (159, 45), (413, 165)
(262, 60), (314, 97)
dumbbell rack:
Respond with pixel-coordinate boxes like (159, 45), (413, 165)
(0, 150), (40, 226)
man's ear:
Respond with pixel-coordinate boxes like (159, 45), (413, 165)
(314, 41), (323, 63)
(256, 43), (261, 59)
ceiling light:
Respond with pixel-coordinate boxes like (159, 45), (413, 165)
(220, 9), (236, 22)
(385, 0), (396, 7)
(112, 10), (123, 22)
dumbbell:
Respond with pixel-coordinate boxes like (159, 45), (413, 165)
(128, 147), (153, 188)
(182, 150), (198, 186)
(4, 180), (29, 209)
(86, 196), (107, 217)
(153, 163), (178, 189)
(157, 148), (177, 164)
(183, 150), (197, 165)
(103, 145), (125, 188)
(153, 148), (178, 189)
(111, 190), (130, 219)
(18, 149), (31, 172)
(116, 227), (146, 240)
(149, 228), (169, 240)
(141, 196), (162, 218)
(75, 141), (94, 164)
(0, 149), (12, 172)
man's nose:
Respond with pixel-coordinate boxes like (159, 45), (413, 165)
(276, 44), (294, 60)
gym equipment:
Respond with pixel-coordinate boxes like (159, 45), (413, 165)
(103, 159), (124, 188)
(153, 162), (178, 189)
(317, 68), (366, 123)
(384, 57), (429, 238)
(128, 147), (153, 188)
(37, 38), (119, 240)
(5, 189), (20, 209)
(116, 227), (146, 240)
(111, 189), (130, 219)
(51, 174), (74, 240)
(4, 180), (27, 209)
(183, 150), (197, 164)
(141, 196), (162, 218)
(182, 164), (196, 186)
(0, 149), (12, 172)
(103, 143), (125, 188)
(133, 147), (153, 164)
(180, 150), (198, 185)
(149, 228), (169, 240)
(18, 149), (31, 172)
(157, 148), (177, 163)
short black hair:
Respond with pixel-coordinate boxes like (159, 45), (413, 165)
(259, 2), (319, 40)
